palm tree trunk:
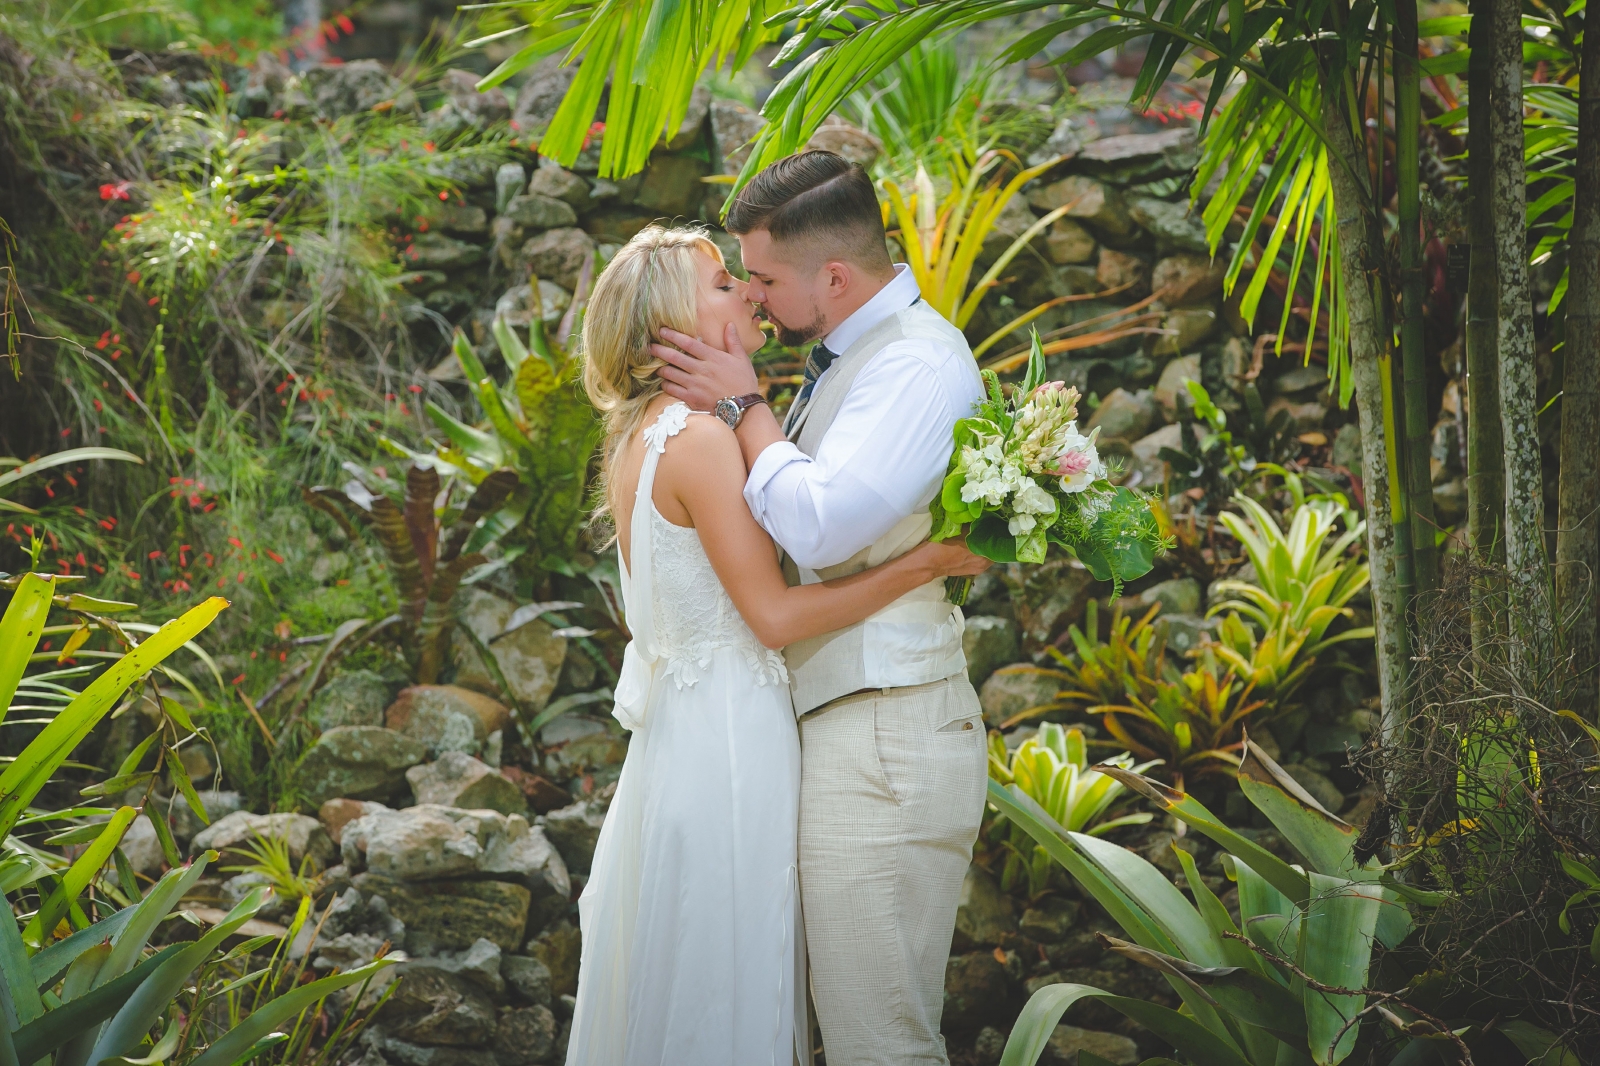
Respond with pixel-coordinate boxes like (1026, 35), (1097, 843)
(1394, 1), (1441, 601)
(1466, 0), (1507, 656)
(1489, 0), (1553, 668)
(1324, 89), (1410, 724)
(1557, 9), (1600, 714)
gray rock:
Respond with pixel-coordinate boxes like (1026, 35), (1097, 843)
(1273, 363), (1330, 397)
(421, 938), (506, 996)
(1138, 577), (1202, 617)
(1014, 559), (1099, 650)
(952, 865), (1016, 951)
(1282, 764), (1344, 814)
(974, 1026), (1007, 1066)
(1095, 248), (1150, 298)
(517, 228), (596, 290)
(495, 164), (527, 214)
(1332, 422), (1363, 476)
(1076, 128), (1198, 182)
(305, 61), (409, 118)
(387, 685), (512, 759)
(409, 753), (528, 816)
(1265, 396), (1327, 434)
(943, 952), (1009, 1032)
(629, 153), (711, 218)
(120, 815), (166, 877)
(1151, 253), (1226, 307)
(1085, 388), (1156, 443)
(380, 962), (500, 1047)
(1019, 896), (1081, 944)
(806, 116), (883, 170)
(405, 233), (485, 271)
(502, 194), (578, 231)
(453, 589), (568, 712)
(1126, 423), (1183, 490)
(510, 56), (578, 135)
(542, 800), (606, 875)
(309, 670), (392, 731)
(1041, 1025), (1140, 1065)
(1150, 309), (1216, 357)
(431, 204), (489, 237)
(1152, 354), (1202, 422)
(963, 616), (1019, 689)
(1152, 613), (1217, 658)
(364, 1034), (496, 1066)
(539, 716), (607, 747)
(426, 155), (502, 191)
(502, 954), (553, 1007)
(709, 98), (765, 174)
(1028, 117), (1086, 167)
(435, 69), (509, 130)
(493, 1006), (557, 1066)
(342, 805), (571, 905)
(527, 165), (591, 209)
(666, 84), (711, 151)
(1125, 193), (1209, 253)
(319, 798), (389, 846)
(979, 666), (1061, 729)
(190, 811), (336, 869)
(164, 789), (246, 843)
(1029, 176), (1135, 243)
(356, 872), (532, 955)
(493, 279), (571, 330)
(525, 921), (583, 998)
(483, 731), (503, 769)
(542, 729), (629, 784)
(1045, 217), (1097, 265)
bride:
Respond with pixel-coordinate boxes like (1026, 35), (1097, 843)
(564, 224), (988, 1066)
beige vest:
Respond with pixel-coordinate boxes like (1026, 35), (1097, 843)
(780, 304), (973, 715)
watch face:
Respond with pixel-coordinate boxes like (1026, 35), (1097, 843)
(714, 398), (739, 426)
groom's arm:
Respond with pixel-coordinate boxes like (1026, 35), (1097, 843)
(741, 343), (975, 569)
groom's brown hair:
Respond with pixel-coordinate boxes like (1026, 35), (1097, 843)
(724, 150), (893, 273)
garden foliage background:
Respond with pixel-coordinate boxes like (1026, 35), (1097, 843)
(0, 1), (1597, 1064)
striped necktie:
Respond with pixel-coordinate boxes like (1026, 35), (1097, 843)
(794, 341), (838, 407)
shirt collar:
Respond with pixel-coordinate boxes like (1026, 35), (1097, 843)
(822, 263), (921, 354)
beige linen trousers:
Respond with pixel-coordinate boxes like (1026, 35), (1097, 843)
(798, 674), (988, 1065)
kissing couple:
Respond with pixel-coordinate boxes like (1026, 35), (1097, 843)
(565, 149), (993, 1066)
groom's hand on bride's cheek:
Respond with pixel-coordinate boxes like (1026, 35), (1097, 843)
(654, 324), (758, 411)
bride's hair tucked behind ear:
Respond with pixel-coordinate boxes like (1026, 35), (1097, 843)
(582, 223), (723, 527)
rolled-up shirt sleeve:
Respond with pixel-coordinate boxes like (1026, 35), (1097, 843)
(742, 341), (981, 570)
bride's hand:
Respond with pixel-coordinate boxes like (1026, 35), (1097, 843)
(911, 538), (992, 579)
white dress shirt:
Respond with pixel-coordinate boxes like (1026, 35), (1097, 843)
(743, 265), (985, 570)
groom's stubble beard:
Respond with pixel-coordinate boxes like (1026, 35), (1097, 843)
(770, 300), (828, 348)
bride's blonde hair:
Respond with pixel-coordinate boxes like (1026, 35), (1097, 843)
(582, 223), (725, 523)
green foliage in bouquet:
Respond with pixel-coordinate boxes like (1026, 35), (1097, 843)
(930, 330), (1168, 598)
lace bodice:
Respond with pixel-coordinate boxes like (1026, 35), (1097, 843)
(626, 403), (787, 692)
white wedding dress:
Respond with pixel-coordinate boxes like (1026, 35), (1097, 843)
(565, 402), (805, 1066)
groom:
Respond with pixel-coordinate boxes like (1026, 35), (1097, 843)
(654, 149), (988, 1065)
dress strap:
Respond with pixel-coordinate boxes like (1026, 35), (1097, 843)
(612, 402), (692, 732)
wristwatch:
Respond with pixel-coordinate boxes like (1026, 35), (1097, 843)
(714, 393), (767, 429)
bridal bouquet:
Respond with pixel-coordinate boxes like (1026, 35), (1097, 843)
(931, 331), (1169, 605)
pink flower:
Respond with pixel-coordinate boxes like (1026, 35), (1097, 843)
(1050, 450), (1094, 477)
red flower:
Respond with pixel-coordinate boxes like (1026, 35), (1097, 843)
(336, 14), (355, 33)
(100, 182), (132, 201)
(126, 270), (141, 283)
(266, 549), (285, 564)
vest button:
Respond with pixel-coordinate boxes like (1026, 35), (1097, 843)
(963, 721), (973, 730)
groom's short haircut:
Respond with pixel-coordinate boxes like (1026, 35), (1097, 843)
(724, 150), (893, 274)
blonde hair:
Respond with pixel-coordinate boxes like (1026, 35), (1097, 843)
(582, 223), (724, 524)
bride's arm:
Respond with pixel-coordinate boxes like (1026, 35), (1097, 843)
(657, 416), (987, 650)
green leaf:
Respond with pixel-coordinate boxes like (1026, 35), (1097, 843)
(184, 958), (398, 1066)
(1300, 872), (1380, 1065)
(0, 449), (143, 493)
(24, 806), (139, 946)
(0, 572), (55, 727)
(0, 596), (227, 840)
(102, 1018), (180, 1066)
(93, 854), (214, 989)
(967, 513), (1020, 563)
(11, 945), (184, 1062)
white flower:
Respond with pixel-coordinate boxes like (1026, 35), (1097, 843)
(1051, 426), (1105, 494)
(1009, 513), (1037, 535)
(1013, 478), (1057, 516)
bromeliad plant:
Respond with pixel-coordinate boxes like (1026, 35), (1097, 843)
(987, 723), (1157, 896)
(1006, 601), (1266, 787)
(1208, 468), (1374, 660)
(991, 737), (1428, 1066)
(930, 332), (1167, 603)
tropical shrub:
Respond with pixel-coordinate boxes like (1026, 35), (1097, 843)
(986, 723), (1156, 896)
(990, 738), (1427, 1066)
(1005, 602), (1267, 786)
